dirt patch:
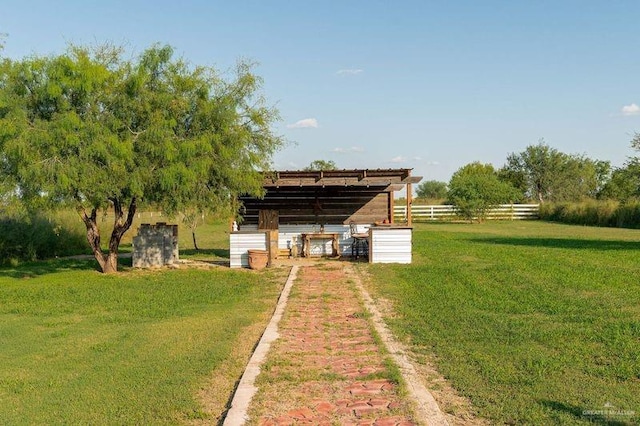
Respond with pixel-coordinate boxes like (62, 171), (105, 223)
(407, 352), (489, 426)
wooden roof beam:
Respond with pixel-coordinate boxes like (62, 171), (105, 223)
(402, 176), (423, 184)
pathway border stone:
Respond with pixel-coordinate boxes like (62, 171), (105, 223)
(223, 265), (299, 426)
(347, 263), (450, 426)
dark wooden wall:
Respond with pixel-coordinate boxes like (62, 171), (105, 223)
(239, 186), (391, 225)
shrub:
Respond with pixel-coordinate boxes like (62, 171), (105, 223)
(0, 212), (88, 265)
(539, 200), (640, 228)
(448, 162), (521, 222)
(615, 200), (640, 228)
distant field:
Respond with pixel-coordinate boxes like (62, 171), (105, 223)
(0, 208), (233, 266)
(365, 221), (640, 425)
(56, 210), (232, 253)
(0, 257), (285, 424)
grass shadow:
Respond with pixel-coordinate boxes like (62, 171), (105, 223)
(0, 258), (100, 278)
(180, 248), (230, 259)
(0, 254), (133, 279)
(0, 246), (233, 279)
(540, 400), (635, 425)
(469, 237), (640, 251)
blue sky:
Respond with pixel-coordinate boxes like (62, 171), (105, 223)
(3, 1), (640, 184)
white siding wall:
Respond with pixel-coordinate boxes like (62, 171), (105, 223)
(229, 231), (268, 268)
(237, 224), (372, 257)
(370, 227), (412, 264)
(233, 224), (391, 262)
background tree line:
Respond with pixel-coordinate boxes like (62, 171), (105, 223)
(415, 138), (640, 222)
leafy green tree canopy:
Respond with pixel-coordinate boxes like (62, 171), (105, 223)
(501, 140), (607, 203)
(304, 159), (337, 171)
(448, 162), (520, 222)
(598, 165), (639, 201)
(0, 44), (283, 272)
(601, 133), (640, 200)
(415, 180), (447, 200)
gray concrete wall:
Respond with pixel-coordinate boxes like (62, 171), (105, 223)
(132, 223), (179, 268)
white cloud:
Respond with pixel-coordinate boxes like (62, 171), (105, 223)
(332, 146), (365, 153)
(426, 161), (440, 166)
(390, 156), (406, 163)
(621, 103), (640, 116)
(287, 118), (318, 129)
(336, 69), (363, 76)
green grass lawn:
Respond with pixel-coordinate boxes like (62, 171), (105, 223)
(365, 221), (640, 425)
(0, 257), (285, 424)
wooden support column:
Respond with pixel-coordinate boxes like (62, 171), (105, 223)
(258, 210), (279, 230)
(389, 192), (395, 224)
(406, 183), (413, 226)
(258, 210), (279, 267)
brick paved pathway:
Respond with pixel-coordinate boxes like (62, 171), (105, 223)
(248, 264), (417, 425)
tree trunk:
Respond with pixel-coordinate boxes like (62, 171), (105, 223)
(536, 184), (545, 203)
(79, 197), (137, 274)
(79, 207), (107, 272)
(102, 252), (119, 274)
(192, 230), (199, 251)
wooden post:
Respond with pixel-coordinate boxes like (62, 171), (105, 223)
(389, 192), (395, 224)
(258, 210), (279, 267)
(267, 229), (279, 266)
(258, 210), (279, 230)
(406, 183), (413, 226)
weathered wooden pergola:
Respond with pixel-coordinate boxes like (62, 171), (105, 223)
(239, 168), (422, 227)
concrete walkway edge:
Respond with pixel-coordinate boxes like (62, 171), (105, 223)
(348, 264), (450, 426)
(223, 265), (299, 426)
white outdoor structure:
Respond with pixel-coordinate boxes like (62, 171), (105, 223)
(369, 226), (412, 264)
(229, 223), (413, 268)
(231, 169), (422, 268)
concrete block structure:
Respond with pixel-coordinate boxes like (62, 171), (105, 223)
(132, 223), (179, 268)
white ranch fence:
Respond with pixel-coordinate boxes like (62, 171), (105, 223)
(394, 204), (540, 222)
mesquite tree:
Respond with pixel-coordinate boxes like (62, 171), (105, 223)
(500, 141), (609, 202)
(0, 44), (282, 273)
(447, 162), (521, 222)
